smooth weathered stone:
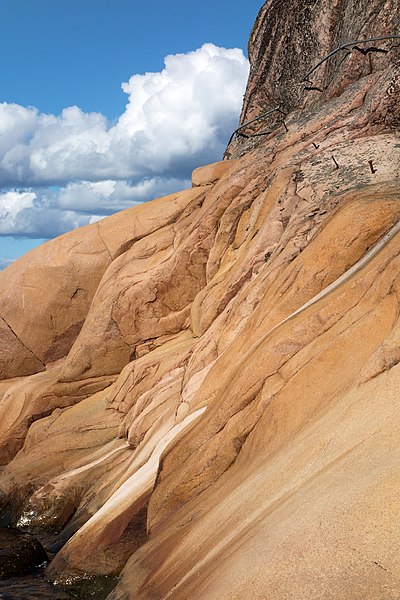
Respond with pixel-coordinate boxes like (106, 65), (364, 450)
(191, 159), (238, 187)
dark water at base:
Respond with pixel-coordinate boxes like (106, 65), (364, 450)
(0, 569), (73, 599)
(0, 528), (117, 600)
(0, 569), (118, 600)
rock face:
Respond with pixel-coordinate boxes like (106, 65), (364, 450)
(239, 0), (400, 126)
(0, 190), (199, 381)
(0, 1), (399, 599)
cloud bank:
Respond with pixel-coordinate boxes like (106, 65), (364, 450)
(0, 44), (249, 243)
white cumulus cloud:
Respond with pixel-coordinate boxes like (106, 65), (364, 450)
(114, 43), (249, 175)
(0, 189), (90, 237)
(0, 43), (249, 239)
(57, 177), (191, 214)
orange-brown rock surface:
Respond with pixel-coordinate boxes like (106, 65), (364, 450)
(0, 1), (399, 598)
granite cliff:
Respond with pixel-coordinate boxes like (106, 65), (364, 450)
(0, 0), (399, 598)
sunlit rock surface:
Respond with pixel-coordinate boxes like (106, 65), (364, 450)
(0, 0), (399, 598)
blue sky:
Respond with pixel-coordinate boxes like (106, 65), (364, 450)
(0, 0), (262, 267)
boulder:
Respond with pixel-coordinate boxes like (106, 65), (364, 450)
(191, 159), (238, 187)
